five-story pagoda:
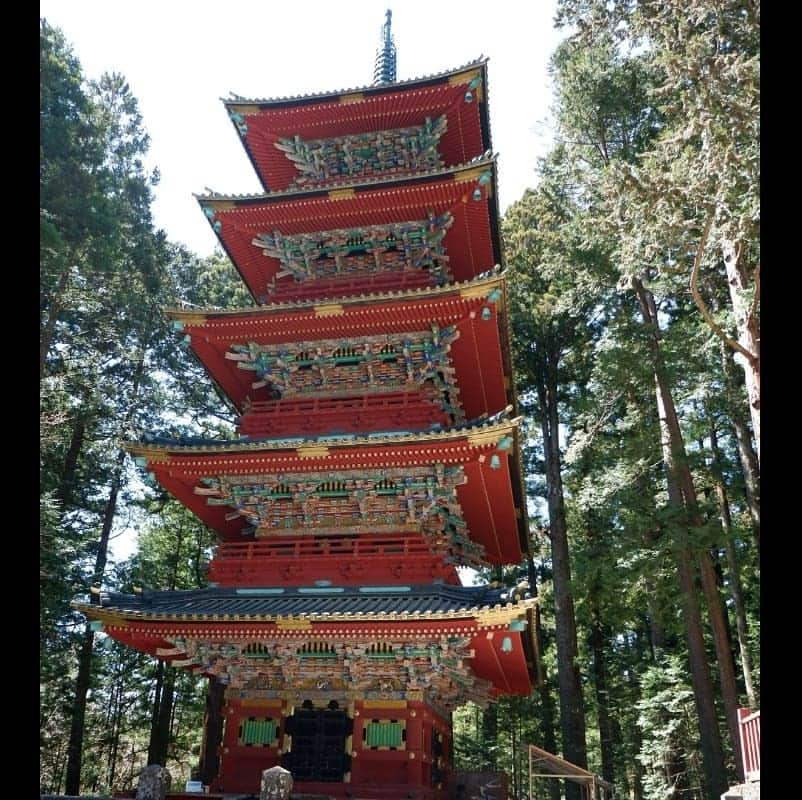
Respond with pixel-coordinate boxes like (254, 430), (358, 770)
(76, 12), (539, 798)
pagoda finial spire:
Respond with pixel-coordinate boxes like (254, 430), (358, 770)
(373, 8), (397, 85)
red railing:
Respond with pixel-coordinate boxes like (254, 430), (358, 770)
(268, 269), (434, 303)
(207, 534), (460, 586)
(238, 391), (448, 437)
(738, 707), (760, 781)
(214, 534), (438, 562)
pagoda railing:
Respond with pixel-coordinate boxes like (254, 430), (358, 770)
(266, 267), (435, 303)
(209, 534), (459, 586)
(239, 390), (450, 437)
(214, 534), (444, 561)
(243, 389), (442, 415)
(738, 707), (760, 782)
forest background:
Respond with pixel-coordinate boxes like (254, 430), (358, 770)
(40, 2), (759, 799)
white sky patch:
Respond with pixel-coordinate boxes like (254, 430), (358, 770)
(40, 0), (564, 256)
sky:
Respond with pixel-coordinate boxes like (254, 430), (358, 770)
(41, 0), (566, 258)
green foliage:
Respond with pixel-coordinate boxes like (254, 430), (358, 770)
(127, 500), (216, 592)
(39, 19), (238, 794)
(494, 3), (759, 796)
(635, 657), (704, 799)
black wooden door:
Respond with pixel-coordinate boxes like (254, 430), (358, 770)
(282, 707), (352, 782)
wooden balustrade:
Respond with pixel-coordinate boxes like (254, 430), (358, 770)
(214, 534), (437, 562)
(738, 707), (760, 781)
(207, 534), (459, 586)
(239, 390), (449, 437)
(269, 268), (434, 302)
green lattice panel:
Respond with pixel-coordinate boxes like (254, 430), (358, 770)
(364, 720), (405, 749)
(239, 717), (278, 747)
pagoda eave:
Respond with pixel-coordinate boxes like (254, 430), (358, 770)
(222, 58), (487, 109)
(74, 585), (538, 698)
(127, 419), (530, 565)
(197, 159), (502, 303)
(167, 274), (514, 421)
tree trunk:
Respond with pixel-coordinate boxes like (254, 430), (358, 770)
(721, 343), (760, 551)
(537, 351), (588, 798)
(632, 278), (728, 797)
(63, 348), (150, 794)
(148, 666), (175, 766)
(106, 665), (124, 790)
(696, 549), (742, 779)
(482, 703), (498, 771)
(57, 408), (88, 509)
(198, 677), (225, 786)
(40, 263), (71, 382)
(642, 524), (666, 656)
(148, 660), (165, 763)
(722, 240), (759, 465)
(509, 702), (518, 798)
(537, 682), (562, 800)
(709, 420), (757, 709)
(589, 601), (616, 786)
(64, 625), (95, 795)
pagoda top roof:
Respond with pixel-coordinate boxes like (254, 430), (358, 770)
(222, 57), (487, 109)
(77, 580), (532, 623)
(222, 59), (492, 194)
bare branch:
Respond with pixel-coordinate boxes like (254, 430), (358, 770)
(689, 214), (758, 365)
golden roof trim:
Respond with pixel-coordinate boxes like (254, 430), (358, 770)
(165, 272), (505, 321)
(121, 418), (521, 459)
(276, 618), (312, 631)
(194, 154), (497, 204)
(338, 92), (365, 105)
(454, 166), (490, 184)
(71, 603), (131, 628)
(313, 302), (345, 317)
(72, 602), (532, 627)
(201, 200), (236, 212)
(328, 188), (355, 200)
(296, 444), (330, 460)
(475, 599), (536, 628)
(220, 57), (487, 108)
(448, 68), (482, 88)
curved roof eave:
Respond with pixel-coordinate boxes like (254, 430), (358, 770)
(220, 57), (488, 109)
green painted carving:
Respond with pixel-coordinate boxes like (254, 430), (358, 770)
(194, 464), (486, 567)
(252, 210), (454, 286)
(225, 324), (463, 421)
(171, 633), (494, 710)
(275, 114), (447, 187)
(239, 717), (277, 745)
(365, 721), (403, 747)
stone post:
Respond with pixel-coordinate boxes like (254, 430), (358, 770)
(135, 764), (171, 800)
(260, 765), (293, 800)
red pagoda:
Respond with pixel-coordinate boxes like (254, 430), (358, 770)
(76, 12), (539, 798)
